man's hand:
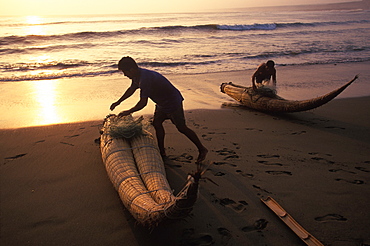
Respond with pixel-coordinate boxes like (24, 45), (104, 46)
(110, 102), (120, 111)
(118, 110), (131, 117)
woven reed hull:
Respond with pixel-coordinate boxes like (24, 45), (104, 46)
(220, 76), (357, 113)
(131, 134), (175, 205)
(100, 115), (199, 227)
(100, 129), (165, 224)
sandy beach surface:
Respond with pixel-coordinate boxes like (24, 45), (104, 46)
(1, 63), (370, 246)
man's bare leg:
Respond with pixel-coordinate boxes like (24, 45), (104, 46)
(153, 121), (166, 157)
(177, 125), (208, 163)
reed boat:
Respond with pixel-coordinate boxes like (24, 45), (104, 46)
(220, 76), (358, 113)
(100, 114), (201, 227)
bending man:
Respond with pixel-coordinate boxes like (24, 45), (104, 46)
(251, 60), (277, 90)
(110, 56), (208, 164)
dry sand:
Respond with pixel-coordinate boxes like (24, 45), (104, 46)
(1, 93), (370, 245)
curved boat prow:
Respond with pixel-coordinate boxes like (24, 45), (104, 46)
(287, 75), (358, 112)
(309, 75), (358, 104)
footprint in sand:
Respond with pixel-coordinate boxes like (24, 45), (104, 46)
(257, 154), (280, 159)
(329, 169), (356, 174)
(311, 157), (334, 164)
(308, 153), (334, 164)
(265, 170), (292, 176)
(216, 148), (239, 160)
(207, 131), (226, 135)
(217, 227), (232, 245)
(64, 134), (80, 138)
(5, 153), (27, 160)
(291, 131), (307, 135)
(214, 171), (226, 176)
(236, 170), (254, 178)
(180, 228), (213, 246)
(191, 122), (201, 128)
(202, 133), (212, 141)
(232, 142), (241, 150)
(211, 194), (248, 213)
(60, 141), (74, 146)
(169, 153), (193, 163)
(325, 126), (345, 130)
(213, 161), (237, 167)
(241, 219), (268, 232)
(252, 185), (271, 194)
(309, 152), (332, 157)
(335, 178), (365, 185)
(315, 214), (347, 222)
(258, 160), (283, 166)
(4, 153), (27, 165)
(201, 131), (229, 142)
(309, 152), (334, 164)
(355, 166), (370, 173)
(257, 155), (283, 166)
(219, 198), (248, 213)
(245, 128), (263, 132)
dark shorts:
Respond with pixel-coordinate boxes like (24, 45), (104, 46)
(153, 103), (186, 127)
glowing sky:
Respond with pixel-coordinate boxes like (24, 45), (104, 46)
(0, 0), (358, 16)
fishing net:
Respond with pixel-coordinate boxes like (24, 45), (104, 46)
(105, 114), (147, 139)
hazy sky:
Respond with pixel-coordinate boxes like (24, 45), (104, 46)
(0, 0), (358, 16)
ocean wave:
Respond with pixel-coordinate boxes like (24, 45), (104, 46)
(2, 19), (368, 46)
(139, 60), (218, 68)
(217, 23), (277, 31)
(0, 60), (96, 72)
(0, 59), (219, 82)
(0, 43), (97, 55)
(0, 59), (192, 74)
(0, 69), (117, 82)
(0, 18), (136, 27)
(276, 19), (369, 28)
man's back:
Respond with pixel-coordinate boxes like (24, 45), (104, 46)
(138, 68), (184, 113)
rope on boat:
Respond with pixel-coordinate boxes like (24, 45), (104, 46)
(103, 145), (158, 161)
(114, 170), (173, 193)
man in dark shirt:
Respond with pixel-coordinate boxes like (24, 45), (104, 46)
(110, 56), (208, 164)
(251, 60), (277, 90)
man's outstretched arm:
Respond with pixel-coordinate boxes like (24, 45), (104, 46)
(118, 97), (148, 117)
(110, 86), (137, 111)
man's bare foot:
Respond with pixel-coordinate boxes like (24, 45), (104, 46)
(196, 147), (208, 164)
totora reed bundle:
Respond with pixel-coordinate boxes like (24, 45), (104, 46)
(100, 114), (201, 227)
(220, 76), (358, 113)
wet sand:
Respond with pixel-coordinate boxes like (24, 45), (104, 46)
(1, 61), (370, 129)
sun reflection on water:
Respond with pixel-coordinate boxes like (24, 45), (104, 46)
(32, 80), (61, 126)
(25, 16), (45, 35)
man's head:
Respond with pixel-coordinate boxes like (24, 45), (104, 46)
(118, 56), (139, 79)
(266, 60), (275, 68)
